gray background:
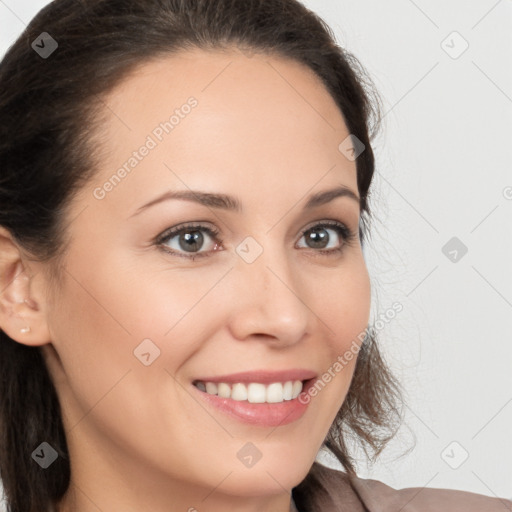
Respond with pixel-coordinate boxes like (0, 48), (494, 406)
(1, 0), (511, 504)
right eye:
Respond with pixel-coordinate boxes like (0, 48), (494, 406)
(156, 223), (224, 260)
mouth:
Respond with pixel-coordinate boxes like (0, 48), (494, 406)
(192, 378), (313, 404)
(190, 377), (317, 427)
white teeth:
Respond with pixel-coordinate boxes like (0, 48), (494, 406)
(205, 382), (218, 395)
(283, 381), (293, 400)
(292, 380), (302, 399)
(247, 383), (266, 403)
(231, 383), (248, 401)
(194, 379), (304, 403)
(266, 382), (283, 403)
(217, 382), (231, 398)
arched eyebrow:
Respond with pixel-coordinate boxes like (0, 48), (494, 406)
(129, 184), (360, 218)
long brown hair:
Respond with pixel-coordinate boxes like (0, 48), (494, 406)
(0, 1), (403, 510)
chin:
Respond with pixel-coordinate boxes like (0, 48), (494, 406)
(212, 457), (311, 497)
(218, 474), (299, 498)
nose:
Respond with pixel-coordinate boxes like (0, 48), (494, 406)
(226, 243), (313, 348)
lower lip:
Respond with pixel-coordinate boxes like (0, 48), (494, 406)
(191, 379), (316, 427)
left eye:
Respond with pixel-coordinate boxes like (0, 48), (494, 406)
(296, 223), (349, 251)
(156, 223), (220, 258)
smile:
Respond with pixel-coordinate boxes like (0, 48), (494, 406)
(191, 377), (317, 427)
(193, 379), (304, 404)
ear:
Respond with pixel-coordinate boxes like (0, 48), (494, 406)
(0, 226), (51, 346)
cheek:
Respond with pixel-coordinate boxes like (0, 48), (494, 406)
(45, 267), (136, 419)
(296, 255), (371, 422)
(47, 242), (231, 415)
(114, 265), (229, 365)
(45, 254), (212, 464)
(316, 256), (371, 353)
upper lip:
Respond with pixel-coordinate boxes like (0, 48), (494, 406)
(192, 369), (317, 385)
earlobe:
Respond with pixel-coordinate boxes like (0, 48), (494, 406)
(0, 226), (51, 346)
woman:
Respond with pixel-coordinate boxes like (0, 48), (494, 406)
(0, 1), (509, 511)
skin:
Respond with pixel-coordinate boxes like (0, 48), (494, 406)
(0, 48), (371, 512)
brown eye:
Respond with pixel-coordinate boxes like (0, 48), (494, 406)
(296, 221), (355, 255)
(303, 226), (331, 249)
(174, 230), (205, 253)
(156, 223), (222, 259)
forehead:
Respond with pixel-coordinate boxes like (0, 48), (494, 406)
(105, 48), (344, 120)
(100, 48), (349, 147)
(82, 48), (357, 211)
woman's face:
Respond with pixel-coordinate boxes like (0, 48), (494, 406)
(40, 49), (371, 511)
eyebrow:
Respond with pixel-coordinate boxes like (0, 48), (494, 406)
(130, 184), (360, 217)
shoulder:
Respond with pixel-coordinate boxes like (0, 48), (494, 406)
(349, 473), (512, 512)
(309, 462), (512, 512)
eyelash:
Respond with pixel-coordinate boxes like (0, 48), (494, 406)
(155, 220), (357, 261)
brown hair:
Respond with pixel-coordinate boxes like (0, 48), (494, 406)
(0, 1), (403, 510)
